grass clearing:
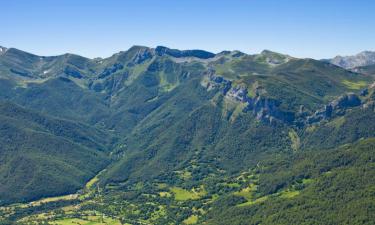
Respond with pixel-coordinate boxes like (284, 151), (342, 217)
(289, 130), (300, 151)
(306, 125), (317, 133)
(51, 216), (121, 225)
(234, 183), (257, 201)
(236, 182), (299, 207)
(170, 186), (206, 201)
(183, 215), (198, 224)
(156, 183), (168, 189)
(279, 190), (300, 198)
(159, 191), (172, 197)
(125, 61), (151, 86)
(51, 218), (89, 225)
(342, 80), (368, 90)
(159, 73), (179, 92)
(171, 187), (197, 201)
(134, 182), (144, 190)
(175, 170), (192, 180)
(27, 194), (79, 207)
(150, 205), (167, 221)
(86, 176), (99, 189)
(237, 195), (269, 207)
(302, 178), (314, 184)
(225, 182), (241, 188)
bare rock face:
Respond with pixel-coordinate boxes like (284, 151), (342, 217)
(98, 63), (124, 79)
(307, 93), (361, 124)
(222, 79), (362, 125)
(226, 86), (248, 102)
(132, 48), (153, 64)
(0, 46), (7, 55)
(203, 70), (232, 94)
(204, 73), (295, 124)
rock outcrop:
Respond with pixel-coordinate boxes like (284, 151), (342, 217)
(98, 63), (124, 79)
(307, 93), (361, 124)
(203, 70), (232, 94)
(0, 46), (7, 55)
(64, 66), (83, 78)
(130, 48), (153, 65)
(204, 72), (295, 124)
(204, 72), (365, 126)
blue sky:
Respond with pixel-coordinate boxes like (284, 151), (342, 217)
(1, 0), (374, 59)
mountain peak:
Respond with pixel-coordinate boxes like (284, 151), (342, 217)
(257, 49), (292, 65)
(260, 49), (277, 55)
(328, 51), (375, 69)
(0, 46), (7, 54)
(128, 45), (150, 51)
(359, 50), (375, 55)
(260, 49), (290, 57)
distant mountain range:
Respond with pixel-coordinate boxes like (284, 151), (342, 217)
(0, 45), (374, 224)
(325, 51), (375, 69)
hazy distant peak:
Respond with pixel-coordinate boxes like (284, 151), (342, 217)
(260, 49), (277, 55)
(128, 45), (151, 51)
(0, 46), (7, 54)
(328, 51), (375, 69)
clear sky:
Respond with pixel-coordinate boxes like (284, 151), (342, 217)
(1, 0), (374, 59)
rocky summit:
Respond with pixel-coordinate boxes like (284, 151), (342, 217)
(327, 51), (375, 69)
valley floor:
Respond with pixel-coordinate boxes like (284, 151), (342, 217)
(1, 138), (374, 224)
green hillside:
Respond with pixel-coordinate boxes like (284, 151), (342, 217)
(0, 46), (374, 224)
(206, 138), (375, 225)
(354, 64), (375, 76)
(0, 102), (114, 205)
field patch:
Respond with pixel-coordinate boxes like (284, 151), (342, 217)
(183, 214), (198, 224)
(289, 130), (300, 151)
(51, 216), (121, 225)
(342, 80), (368, 90)
(170, 186), (206, 201)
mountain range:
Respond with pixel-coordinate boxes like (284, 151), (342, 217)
(0, 45), (374, 224)
(326, 50), (375, 69)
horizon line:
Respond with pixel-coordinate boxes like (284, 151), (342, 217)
(0, 44), (373, 60)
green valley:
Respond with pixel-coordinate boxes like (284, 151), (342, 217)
(0, 45), (374, 224)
